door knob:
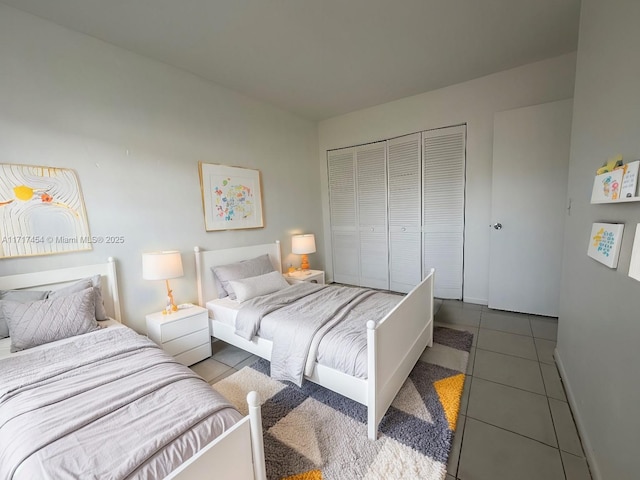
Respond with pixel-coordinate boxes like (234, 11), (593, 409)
(491, 223), (503, 230)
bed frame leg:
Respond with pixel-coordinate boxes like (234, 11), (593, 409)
(247, 392), (267, 480)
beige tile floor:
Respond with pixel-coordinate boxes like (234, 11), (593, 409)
(190, 299), (593, 480)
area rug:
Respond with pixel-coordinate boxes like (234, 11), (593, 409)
(214, 326), (473, 480)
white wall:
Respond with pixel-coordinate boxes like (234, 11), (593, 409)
(0, 5), (322, 332)
(557, 1), (640, 478)
(318, 53), (576, 304)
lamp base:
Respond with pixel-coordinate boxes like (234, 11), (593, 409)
(300, 254), (310, 270)
(163, 279), (178, 314)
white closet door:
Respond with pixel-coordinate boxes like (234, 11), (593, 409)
(423, 125), (466, 299)
(328, 147), (360, 285)
(356, 141), (389, 289)
(388, 133), (422, 293)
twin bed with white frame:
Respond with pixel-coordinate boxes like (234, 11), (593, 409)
(194, 240), (435, 440)
(0, 258), (266, 480)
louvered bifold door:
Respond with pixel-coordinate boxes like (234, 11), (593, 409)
(328, 147), (360, 285)
(356, 141), (389, 289)
(388, 133), (422, 293)
(422, 125), (466, 299)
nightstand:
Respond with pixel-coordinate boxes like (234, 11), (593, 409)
(285, 269), (325, 285)
(146, 305), (211, 366)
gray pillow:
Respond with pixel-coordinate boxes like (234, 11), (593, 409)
(228, 271), (291, 302)
(212, 254), (275, 300)
(49, 275), (108, 321)
(2, 287), (99, 353)
(0, 289), (49, 338)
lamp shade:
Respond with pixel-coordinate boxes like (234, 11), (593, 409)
(292, 234), (316, 254)
(142, 251), (184, 280)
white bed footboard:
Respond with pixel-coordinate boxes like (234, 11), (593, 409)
(166, 392), (266, 480)
(367, 269), (435, 440)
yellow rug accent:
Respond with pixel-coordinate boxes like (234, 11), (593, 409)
(433, 373), (466, 431)
(282, 469), (322, 480)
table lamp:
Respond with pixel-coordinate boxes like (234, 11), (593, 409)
(142, 251), (184, 314)
(292, 234), (316, 271)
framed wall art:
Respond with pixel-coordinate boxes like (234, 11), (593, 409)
(587, 222), (624, 269)
(0, 163), (92, 258)
(199, 162), (264, 231)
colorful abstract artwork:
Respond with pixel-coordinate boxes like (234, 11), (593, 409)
(0, 164), (91, 258)
(587, 222), (624, 269)
(199, 163), (264, 231)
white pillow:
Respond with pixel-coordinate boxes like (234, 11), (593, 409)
(228, 271), (290, 303)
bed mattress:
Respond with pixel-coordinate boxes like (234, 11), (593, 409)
(207, 297), (278, 340)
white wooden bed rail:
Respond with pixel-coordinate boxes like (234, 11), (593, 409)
(367, 268), (435, 439)
(166, 392), (266, 480)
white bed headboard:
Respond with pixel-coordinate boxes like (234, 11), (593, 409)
(194, 241), (282, 306)
(0, 258), (122, 323)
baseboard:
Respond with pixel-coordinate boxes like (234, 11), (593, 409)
(461, 296), (487, 306)
(554, 348), (602, 480)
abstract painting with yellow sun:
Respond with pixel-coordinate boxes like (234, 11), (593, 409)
(0, 164), (91, 258)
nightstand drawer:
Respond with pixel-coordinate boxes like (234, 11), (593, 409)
(163, 327), (209, 357)
(160, 312), (208, 342)
(174, 342), (212, 366)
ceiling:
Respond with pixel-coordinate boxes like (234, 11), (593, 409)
(1, 0), (581, 120)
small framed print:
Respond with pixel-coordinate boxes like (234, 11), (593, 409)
(199, 162), (264, 231)
(587, 222), (624, 269)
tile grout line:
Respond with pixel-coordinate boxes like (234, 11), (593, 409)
(474, 344), (539, 363)
(531, 316), (569, 480)
(466, 417), (569, 453)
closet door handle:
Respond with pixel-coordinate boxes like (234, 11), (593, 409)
(401, 227), (406, 232)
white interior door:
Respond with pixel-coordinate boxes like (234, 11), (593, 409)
(488, 99), (573, 316)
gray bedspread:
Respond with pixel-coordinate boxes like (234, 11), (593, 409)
(0, 327), (238, 480)
(236, 284), (401, 386)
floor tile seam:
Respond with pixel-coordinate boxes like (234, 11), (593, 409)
(475, 345), (539, 362)
(471, 372), (545, 397)
(480, 309), (530, 319)
(546, 394), (571, 479)
(212, 353), (254, 368)
(211, 364), (235, 380)
(469, 375), (550, 399)
(547, 397), (588, 458)
(434, 321), (480, 332)
(478, 326), (536, 339)
(466, 417), (564, 451)
(464, 409), (559, 449)
(209, 367), (237, 385)
(477, 324), (534, 337)
(440, 303), (483, 311)
(466, 346), (476, 374)
(452, 380), (473, 478)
